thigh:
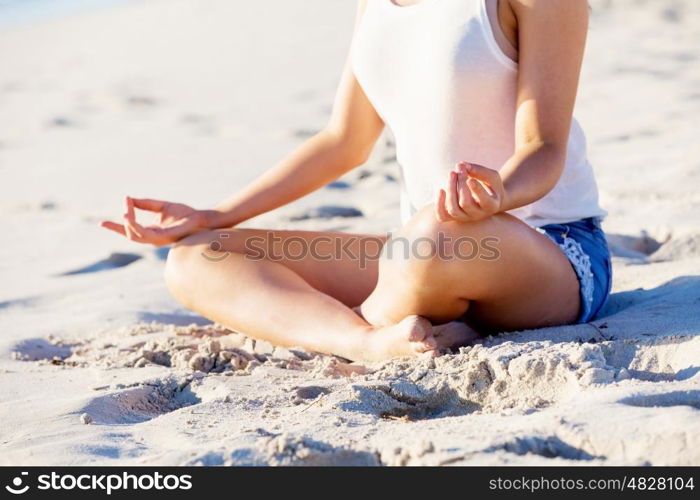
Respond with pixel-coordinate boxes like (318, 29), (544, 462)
(468, 235), (580, 331)
(179, 228), (387, 307)
(388, 206), (581, 331)
(455, 215), (580, 331)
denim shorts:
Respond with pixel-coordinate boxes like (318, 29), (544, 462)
(537, 217), (613, 323)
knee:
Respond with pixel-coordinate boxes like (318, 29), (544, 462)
(401, 204), (472, 243)
(380, 205), (450, 278)
(405, 203), (498, 239)
(163, 236), (207, 306)
(390, 204), (503, 267)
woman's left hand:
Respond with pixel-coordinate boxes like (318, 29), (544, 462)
(435, 162), (507, 222)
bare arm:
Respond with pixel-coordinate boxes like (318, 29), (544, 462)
(205, 0), (383, 228)
(499, 0), (588, 210)
(437, 0), (589, 221)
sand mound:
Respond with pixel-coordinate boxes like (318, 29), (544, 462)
(9, 319), (700, 465)
(18, 321), (697, 446)
(606, 232), (663, 261)
(334, 336), (700, 420)
(14, 324), (700, 420)
(652, 232), (700, 262)
(252, 434), (379, 466)
(11, 322), (365, 380)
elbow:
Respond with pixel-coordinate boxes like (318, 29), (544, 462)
(539, 143), (568, 195)
(521, 138), (568, 170)
(540, 140), (567, 170)
(344, 145), (373, 167)
(544, 141), (568, 176)
(521, 137), (566, 158)
(513, 139), (568, 198)
(320, 127), (375, 168)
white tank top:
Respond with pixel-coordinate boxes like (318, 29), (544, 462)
(351, 0), (607, 227)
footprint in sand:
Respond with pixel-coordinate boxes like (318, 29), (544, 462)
(292, 385), (331, 402)
(11, 337), (74, 362)
(0, 296), (38, 311)
(288, 205), (364, 221)
(58, 252), (142, 276)
(179, 113), (220, 136)
(79, 376), (202, 425)
(497, 435), (602, 461)
(292, 128), (320, 139)
(47, 116), (78, 128)
(620, 390), (700, 411)
(326, 181), (351, 189)
(125, 95), (158, 107)
(660, 6), (681, 24)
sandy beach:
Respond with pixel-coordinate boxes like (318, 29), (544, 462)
(1, 0), (699, 465)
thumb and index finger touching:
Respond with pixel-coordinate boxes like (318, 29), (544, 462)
(99, 196), (168, 239)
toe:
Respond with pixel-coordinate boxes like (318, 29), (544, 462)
(412, 336), (437, 353)
(431, 321), (480, 349)
(424, 336), (438, 350)
(405, 315), (432, 342)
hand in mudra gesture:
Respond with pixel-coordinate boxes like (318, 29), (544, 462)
(101, 197), (208, 246)
(435, 162), (507, 222)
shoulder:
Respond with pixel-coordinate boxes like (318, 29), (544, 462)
(507, 0), (589, 17)
(506, 0), (589, 35)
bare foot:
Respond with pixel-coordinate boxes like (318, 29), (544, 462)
(359, 315), (438, 362)
(431, 321), (481, 352)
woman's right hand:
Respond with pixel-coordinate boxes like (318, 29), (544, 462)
(100, 197), (209, 246)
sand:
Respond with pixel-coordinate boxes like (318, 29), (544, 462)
(0, 0), (699, 466)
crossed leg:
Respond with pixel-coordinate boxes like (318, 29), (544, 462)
(164, 228), (440, 362)
(164, 205), (580, 361)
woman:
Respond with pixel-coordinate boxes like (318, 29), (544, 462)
(102, 0), (612, 362)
